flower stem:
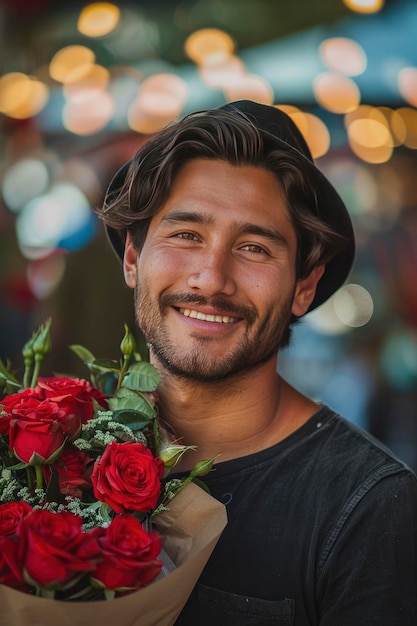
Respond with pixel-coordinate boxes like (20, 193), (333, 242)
(117, 355), (130, 390)
(26, 466), (33, 490)
(34, 464), (43, 490)
(23, 363), (32, 389)
(30, 359), (42, 388)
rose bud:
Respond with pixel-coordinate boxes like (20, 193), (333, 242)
(159, 444), (196, 469)
(191, 455), (220, 478)
(120, 324), (136, 357)
(32, 319), (52, 360)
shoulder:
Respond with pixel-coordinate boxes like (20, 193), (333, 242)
(314, 408), (414, 479)
(314, 412), (417, 579)
(296, 408), (417, 524)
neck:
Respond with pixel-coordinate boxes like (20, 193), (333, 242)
(153, 355), (318, 471)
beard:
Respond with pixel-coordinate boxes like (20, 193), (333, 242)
(134, 283), (294, 383)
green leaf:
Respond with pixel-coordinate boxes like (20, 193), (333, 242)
(69, 344), (96, 363)
(0, 359), (20, 384)
(45, 464), (65, 503)
(111, 409), (153, 431)
(99, 501), (113, 523)
(90, 358), (121, 373)
(0, 378), (22, 397)
(109, 390), (156, 418)
(121, 361), (160, 392)
(7, 460), (29, 470)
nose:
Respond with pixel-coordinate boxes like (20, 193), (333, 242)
(187, 249), (237, 296)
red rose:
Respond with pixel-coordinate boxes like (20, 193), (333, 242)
(45, 445), (93, 498)
(35, 377), (108, 438)
(91, 442), (164, 514)
(9, 398), (66, 464)
(0, 536), (27, 590)
(17, 509), (100, 588)
(0, 501), (33, 536)
(0, 388), (37, 435)
(91, 514), (162, 591)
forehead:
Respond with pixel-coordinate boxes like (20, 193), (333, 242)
(151, 158), (293, 231)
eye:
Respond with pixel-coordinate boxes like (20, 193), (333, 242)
(173, 232), (200, 241)
(239, 243), (269, 255)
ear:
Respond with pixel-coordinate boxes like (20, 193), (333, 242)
(123, 233), (138, 288)
(291, 265), (325, 317)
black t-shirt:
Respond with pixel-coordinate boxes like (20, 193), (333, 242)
(174, 406), (417, 626)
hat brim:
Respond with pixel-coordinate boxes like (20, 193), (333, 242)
(104, 101), (355, 313)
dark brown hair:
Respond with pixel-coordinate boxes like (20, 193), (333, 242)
(99, 108), (347, 280)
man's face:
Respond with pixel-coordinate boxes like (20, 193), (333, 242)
(124, 158), (323, 382)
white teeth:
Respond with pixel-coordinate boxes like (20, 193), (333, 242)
(179, 308), (236, 323)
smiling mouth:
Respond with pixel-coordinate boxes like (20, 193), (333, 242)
(178, 308), (238, 324)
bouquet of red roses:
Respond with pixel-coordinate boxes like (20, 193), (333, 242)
(0, 320), (226, 625)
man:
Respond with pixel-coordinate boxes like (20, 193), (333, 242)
(99, 100), (417, 625)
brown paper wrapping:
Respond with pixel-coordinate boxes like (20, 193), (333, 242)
(0, 482), (227, 626)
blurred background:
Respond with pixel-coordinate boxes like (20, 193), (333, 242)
(1, 0), (417, 470)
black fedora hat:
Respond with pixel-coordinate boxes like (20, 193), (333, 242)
(104, 99), (355, 313)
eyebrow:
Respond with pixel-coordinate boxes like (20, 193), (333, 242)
(160, 211), (215, 226)
(239, 223), (289, 248)
(160, 210), (289, 248)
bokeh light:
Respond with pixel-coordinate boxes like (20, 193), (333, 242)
(63, 90), (115, 135)
(2, 159), (50, 212)
(0, 73), (49, 119)
(287, 111), (331, 159)
(27, 253), (67, 300)
(185, 29), (235, 67)
(49, 46), (95, 83)
(348, 119), (392, 150)
(343, 0), (384, 13)
(60, 158), (101, 200)
(370, 107), (407, 147)
(128, 73), (188, 134)
(333, 284), (374, 327)
(199, 56), (247, 90)
(313, 72), (360, 114)
(397, 67), (417, 108)
(307, 283), (374, 334)
(345, 105), (394, 163)
(319, 38), (367, 76)
(77, 2), (121, 38)
(394, 107), (417, 149)
(16, 183), (94, 256)
(306, 299), (351, 336)
(63, 64), (110, 98)
(223, 73), (274, 104)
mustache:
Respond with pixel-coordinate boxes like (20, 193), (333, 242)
(160, 292), (258, 324)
